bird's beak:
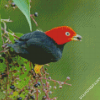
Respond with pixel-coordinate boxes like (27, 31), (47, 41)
(72, 34), (82, 41)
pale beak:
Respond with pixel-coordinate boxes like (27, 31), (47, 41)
(72, 34), (82, 41)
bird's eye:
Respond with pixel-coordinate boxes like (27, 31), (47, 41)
(65, 32), (70, 36)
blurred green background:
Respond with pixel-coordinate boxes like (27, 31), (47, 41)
(1, 0), (100, 100)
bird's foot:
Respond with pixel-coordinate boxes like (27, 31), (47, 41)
(34, 64), (43, 74)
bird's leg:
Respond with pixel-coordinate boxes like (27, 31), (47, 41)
(34, 64), (43, 74)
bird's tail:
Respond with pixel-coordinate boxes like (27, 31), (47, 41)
(7, 44), (23, 53)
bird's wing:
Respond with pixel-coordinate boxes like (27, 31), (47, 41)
(16, 31), (62, 64)
(26, 37), (62, 61)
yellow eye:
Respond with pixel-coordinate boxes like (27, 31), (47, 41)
(65, 32), (70, 36)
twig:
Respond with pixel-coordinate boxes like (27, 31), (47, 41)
(5, 54), (10, 100)
(2, 34), (12, 43)
(12, 34), (19, 39)
(41, 77), (72, 86)
(2, 21), (7, 34)
(0, 50), (8, 53)
(30, 15), (38, 26)
(1, 27), (19, 39)
(44, 71), (49, 99)
(1, 19), (13, 22)
(1, 35), (5, 44)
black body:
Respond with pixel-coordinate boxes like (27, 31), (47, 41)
(8, 31), (65, 65)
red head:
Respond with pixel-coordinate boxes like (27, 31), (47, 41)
(45, 26), (81, 45)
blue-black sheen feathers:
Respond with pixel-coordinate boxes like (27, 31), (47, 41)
(8, 31), (64, 64)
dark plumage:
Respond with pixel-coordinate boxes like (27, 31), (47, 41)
(8, 31), (64, 64)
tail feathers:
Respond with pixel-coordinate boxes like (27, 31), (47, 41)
(7, 44), (25, 54)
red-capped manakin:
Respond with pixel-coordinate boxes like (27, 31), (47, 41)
(7, 26), (82, 73)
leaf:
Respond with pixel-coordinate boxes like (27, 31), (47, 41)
(15, 33), (24, 37)
(8, 29), (13, 33)
(8, 29), (24, 37)
(8, 29), (24, 43)
(0, 14), (2, 50)
(13, 0), (32, 31)
(8, 34), (15, 43)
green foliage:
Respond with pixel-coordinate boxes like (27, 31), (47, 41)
(13, 0), (32, 31)
(15, 33), (24, 37)
(8, 31), (15, 43)
(0, 15), (2, 50)
(8, 29), (24, 43)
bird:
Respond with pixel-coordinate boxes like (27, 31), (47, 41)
(7, 26), (82, 73)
